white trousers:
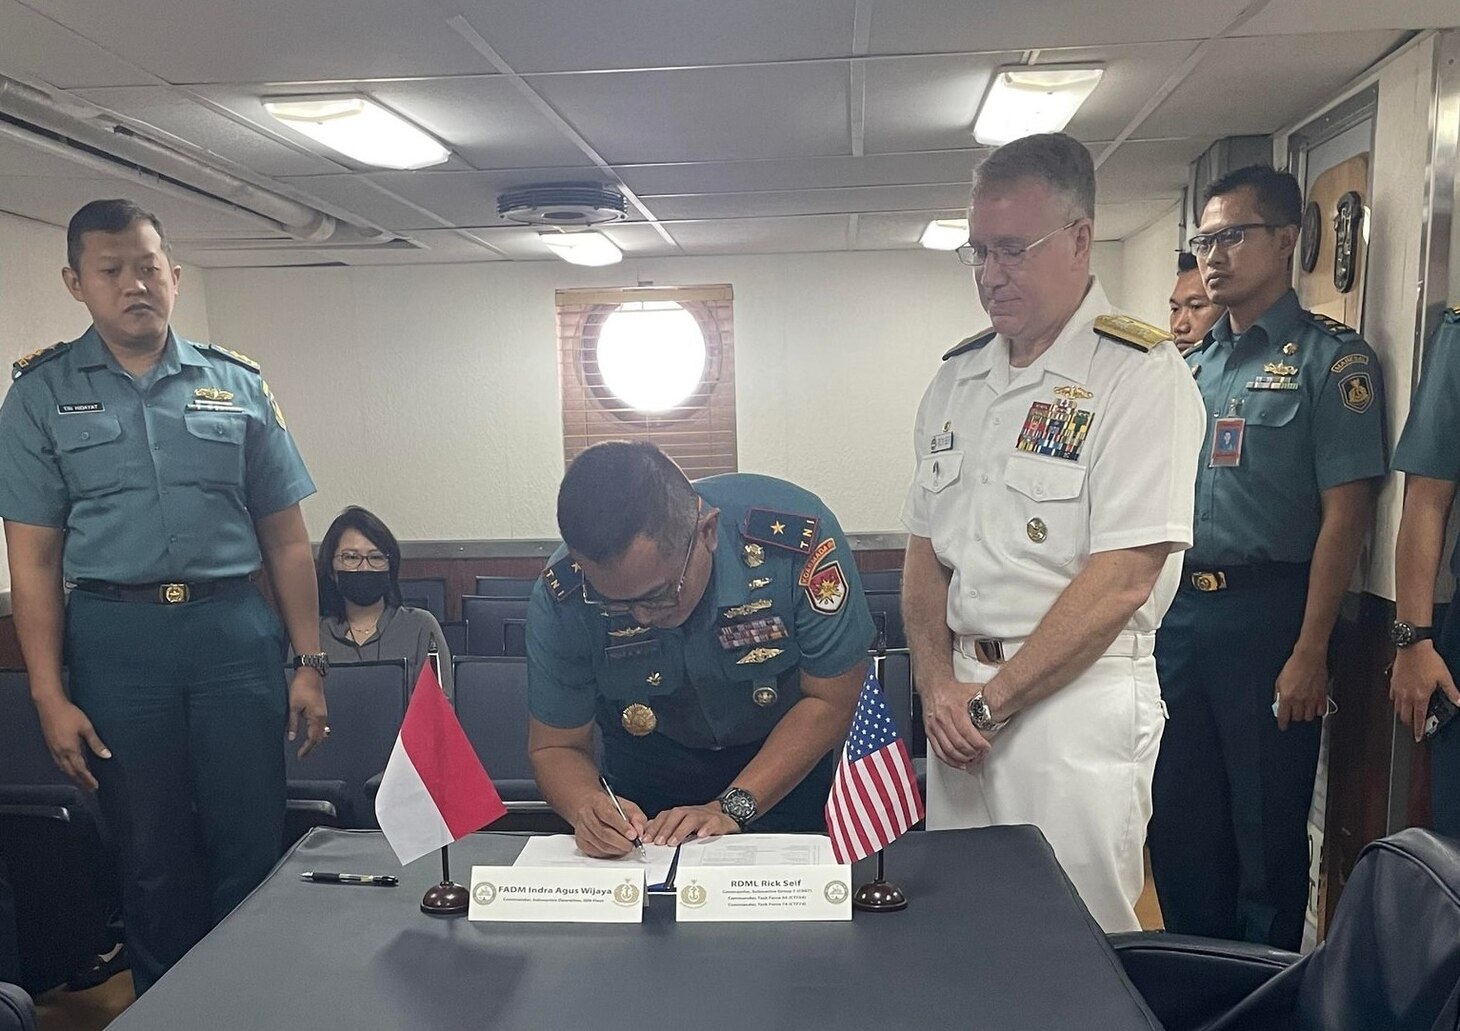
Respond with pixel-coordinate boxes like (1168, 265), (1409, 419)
(925, 639), (1165, 932)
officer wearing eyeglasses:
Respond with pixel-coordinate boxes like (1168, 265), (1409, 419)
(526, 441), (875, 857)
(1149, 165), (1387, 951)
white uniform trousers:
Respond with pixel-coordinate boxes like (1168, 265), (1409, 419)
(925, 633), (1165, 932)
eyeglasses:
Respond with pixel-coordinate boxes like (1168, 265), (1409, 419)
(335, 550), (389, 571)
(956, 219), (1081, 269)
(582, 499), (704, 616)
(1188, 223), (1282, 257)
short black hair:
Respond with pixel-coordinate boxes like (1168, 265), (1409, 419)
(972, 132), (1096, 220)
(557, 441), (698, 564)
(1202, 165), (1303, 227)
(1177, 251), (1199, 273)
(316, 506), (404, 620)
(66, 199), (172, 271)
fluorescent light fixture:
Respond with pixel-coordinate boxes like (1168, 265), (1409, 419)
(263, 96), (449, 170)
(973, 66), (1104, 147)
(540, 230), (622, 267)
(920, 218), (969, 251)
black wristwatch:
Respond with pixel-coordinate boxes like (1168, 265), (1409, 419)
(717, 787), (758, 829)
(293, 652), (330, 677)
(1391, 621), (1435, 649)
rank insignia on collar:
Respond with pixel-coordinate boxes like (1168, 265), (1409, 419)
(742, 508), (820, 554)
(736, 647), (784, 665)
(1263, 362), (1298, 376)
(804, 560), (848, 615)
(195, 386), (234, 402)
(721, 598), (773, 620)
(1053, 384), (1094, 400)
(608, 625), (652, 639)
(743, 543), (765, 568)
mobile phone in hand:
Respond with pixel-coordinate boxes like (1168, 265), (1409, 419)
(1425, 691), (1460, 739)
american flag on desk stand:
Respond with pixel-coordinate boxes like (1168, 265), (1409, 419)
(825, 663), (924, 864)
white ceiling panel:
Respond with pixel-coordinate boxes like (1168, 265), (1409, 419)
(664, 215), (851, 254)
(0, 1), (153, 89)
(865, 0), (1250, 54)
(274, 174), (467, 232)
(455, 0), (857, 73)
(1095, 138), (1214, 201)
(616, 151), (984, 196)
(462, 222), (680, 260)
(1140, 31), (1406, 138)
(343, 169), (619, 228)
(72, 86), (342, 178)
(646, 184), (972, 220)
(0, 172), (290, 236)
(19, 0), (493, 83)
(527, 63), (852, 164)
(854, 211), (961, 250)
(1092, 199), (1183, 241)
(1245, 0), (1458, 34)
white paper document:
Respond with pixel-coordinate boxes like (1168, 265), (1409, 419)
(512, 834), (679, 886)
(678, 833), (837, 867)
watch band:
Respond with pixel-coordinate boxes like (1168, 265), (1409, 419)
(294, 652), (330, 676)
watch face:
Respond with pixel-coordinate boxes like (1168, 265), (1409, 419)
(720, 789), (756, 824)
(1392, 621), (1415, 647)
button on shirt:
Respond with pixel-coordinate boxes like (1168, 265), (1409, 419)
(0, 328), (315, 582)
(527, 473), (876, 750)
(1393, 308), (1460, 576)
(1186, 291), (1387, 566)
(901, 278), (1206, 641)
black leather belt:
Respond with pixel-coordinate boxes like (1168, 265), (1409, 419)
(71, 576), (254, 605)
(1183, 563), (1311, 593)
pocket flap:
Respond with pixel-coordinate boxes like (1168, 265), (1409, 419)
(184, 412), (247, 445)
(916, 451), (963, 493)
(53, 413), (122, 452)
(1243, 394), (1300, 428)
(1004, 454), (1087, 501)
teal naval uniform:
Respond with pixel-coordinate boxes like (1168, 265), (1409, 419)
(0, 327), (314, 993)
(1393, 305), (1460, 836)
(1149, 290), (1387, 951)
(527, 473), (876, 830)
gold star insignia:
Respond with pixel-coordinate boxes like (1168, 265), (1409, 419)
(770, 521), (786, 535)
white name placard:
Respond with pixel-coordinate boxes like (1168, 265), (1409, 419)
(467, 866), (644, 923)
(674, 864), (852, 922)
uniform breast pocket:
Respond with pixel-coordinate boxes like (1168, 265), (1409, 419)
(53, 414), (124, 495)
(1003, 454), (1088, 568)
(1242, 394), (1301, 430)
(181, 412), (247, 485)
(915, 451), (964, 494)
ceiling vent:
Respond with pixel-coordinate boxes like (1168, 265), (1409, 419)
(497, 182), (627, 226)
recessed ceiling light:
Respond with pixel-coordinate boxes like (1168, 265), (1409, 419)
(973, 66), (1104, 147)
(263, 96), (450, 170)
(920, 218), (969, 251)
(540, 230), (623, 266)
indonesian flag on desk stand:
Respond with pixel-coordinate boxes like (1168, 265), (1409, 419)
(376, 658), (507, 866)
(825, 663), (925, 864)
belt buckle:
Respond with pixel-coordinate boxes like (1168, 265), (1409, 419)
(1191, 571), (1227, 593)
(973, 638), (1005, 665)
(160, 583), (190, 604)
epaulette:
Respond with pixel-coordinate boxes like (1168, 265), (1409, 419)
(1305, 312), (1361, 342)
(742, 507), (820, 555)
(201, 343), (261, 373)
(11, 341), (70, 380)
(942, 329), (995, 361)
(1094, 314), (1170, 352)
(541, 556), (584, 603)
(1444, 305), (1460, 324)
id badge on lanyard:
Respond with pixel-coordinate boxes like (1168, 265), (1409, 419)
(1209, 398), (1244, 468)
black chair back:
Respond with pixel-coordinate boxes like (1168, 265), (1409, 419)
(863, 590), (906, 651)
(858, 568), (903, 593)
(462, 596), (531, 656)
(438, 620), (468, 657)
(0, 672), (69, 788)
(284, 660), (409, 827)
(397, 578), (447, 622)
(452, 657), (539, 802)
(473, 576), (538, 598)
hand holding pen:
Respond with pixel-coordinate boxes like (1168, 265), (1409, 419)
(595, 776), (648, 861)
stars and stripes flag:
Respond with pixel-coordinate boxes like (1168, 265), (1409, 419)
(824, 662), (924, 864)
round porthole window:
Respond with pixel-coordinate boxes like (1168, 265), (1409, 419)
(594, 301), (707, 413)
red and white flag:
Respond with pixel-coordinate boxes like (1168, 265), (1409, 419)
(824, 663), (924, 864)
(375, 658), (506, 866)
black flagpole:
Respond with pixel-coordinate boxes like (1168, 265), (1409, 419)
(420, 638), (469, 915)
(852, 650), (909, 912)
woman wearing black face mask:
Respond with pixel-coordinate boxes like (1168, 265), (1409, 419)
(315, 506), (453, 698)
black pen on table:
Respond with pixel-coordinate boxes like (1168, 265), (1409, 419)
(300, 871), (399, 886)
(599, 776), (648, 862)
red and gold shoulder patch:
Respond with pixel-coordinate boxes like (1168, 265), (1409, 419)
(798, 537), (837, 588)
(804, 561), (848, 615)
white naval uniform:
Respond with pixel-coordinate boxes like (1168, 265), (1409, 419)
(901, 278), (1205, 932)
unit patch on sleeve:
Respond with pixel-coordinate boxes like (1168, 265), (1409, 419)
(1340, 372), (1373, 413)
(803, 560), (848, 615)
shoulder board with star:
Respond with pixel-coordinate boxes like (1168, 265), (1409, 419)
(201, 343), (262, 373)
(741, 507), (821, 555)
(11, 340), (71, 380)
(541, 556), (584, 603)
(942, 328), (995, 361)
(1094, 314), (1171, 352)
(1304, 312), (1361, 343)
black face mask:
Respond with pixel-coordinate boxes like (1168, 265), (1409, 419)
(336, 570), (391, 606)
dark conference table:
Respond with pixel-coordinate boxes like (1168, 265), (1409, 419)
(110, 825), (1160, 1030)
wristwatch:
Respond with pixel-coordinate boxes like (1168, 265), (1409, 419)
(967, 690), (1008, 733)
(1391, 621), (1435, 649)
(293, 652), (330, 677)
(717, 787), (758, 829)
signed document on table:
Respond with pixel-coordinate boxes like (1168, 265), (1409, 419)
(512, 833), (837, 888)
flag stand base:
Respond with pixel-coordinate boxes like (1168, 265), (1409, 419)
(852, 879), (907, 912)
(420, 881), (469, 915)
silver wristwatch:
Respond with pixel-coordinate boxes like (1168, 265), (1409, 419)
(967, 690), (1008, 733)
